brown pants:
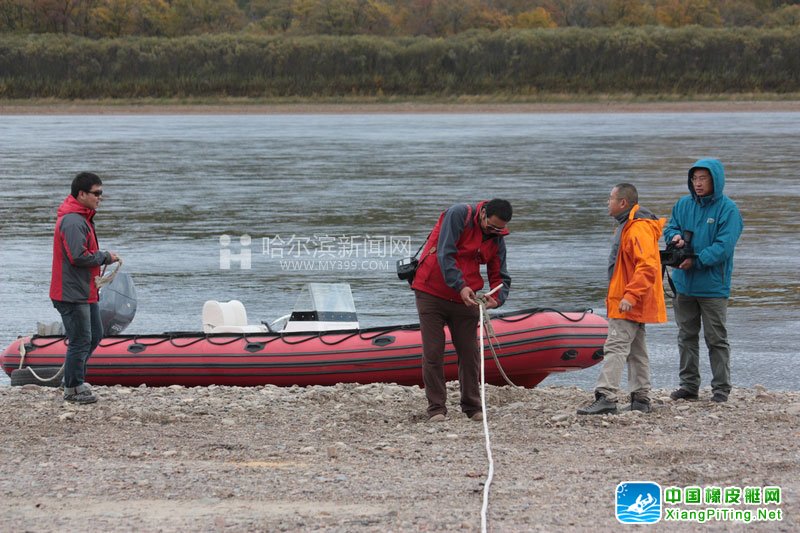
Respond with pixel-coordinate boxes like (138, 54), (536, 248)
(415, 290), (481, 417)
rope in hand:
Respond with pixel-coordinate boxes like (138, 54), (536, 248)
(475, 284), (519, 533)
(95, 257), (123, 289)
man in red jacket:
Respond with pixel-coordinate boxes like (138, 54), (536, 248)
(50, 172), (119, 404)
(412, 199), (512, 422)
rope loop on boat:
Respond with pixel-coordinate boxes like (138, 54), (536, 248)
(18, 339), (64, 383)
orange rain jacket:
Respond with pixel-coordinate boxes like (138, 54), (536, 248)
(607, 205), (667, 324)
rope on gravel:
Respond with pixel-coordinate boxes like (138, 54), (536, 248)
(475, 283), (512, 533)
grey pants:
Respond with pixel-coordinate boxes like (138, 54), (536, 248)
(673, 294), (731, 396)
(596, 318), (650, 403)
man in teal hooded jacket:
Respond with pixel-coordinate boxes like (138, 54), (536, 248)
(663, 158), (743, 403)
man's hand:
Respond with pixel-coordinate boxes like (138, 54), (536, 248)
(618, 298), (633, 312)
(108, 251), (120, 264)
(671, 234), (685, 248)
(460, 287), (478, 307)
(678, 258), (693, 270)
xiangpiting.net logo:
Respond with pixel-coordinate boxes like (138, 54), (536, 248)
(616, 482), (662, 524)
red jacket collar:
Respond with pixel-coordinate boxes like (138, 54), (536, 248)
(57, 195), (95, 220)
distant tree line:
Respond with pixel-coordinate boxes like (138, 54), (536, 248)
(0, 0), (798, 38)
(1, 28), (798, 98)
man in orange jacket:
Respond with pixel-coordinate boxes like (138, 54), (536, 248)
(578, 183), (666, 415)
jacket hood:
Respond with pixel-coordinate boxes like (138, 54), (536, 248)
(57, 195), (95, 219)
(628, 205), (664, 236)
(630, 205), (658, 221)
(688, 158), (725, 204)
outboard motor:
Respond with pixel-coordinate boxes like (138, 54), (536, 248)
(99, 273), (137, 335)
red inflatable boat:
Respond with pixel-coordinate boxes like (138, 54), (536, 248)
(1, 308), (606, 388)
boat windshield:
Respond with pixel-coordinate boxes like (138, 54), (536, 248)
(292, 283), (357, 314)
(282, 283), (359, 332)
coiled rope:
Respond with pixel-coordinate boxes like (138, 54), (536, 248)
(95, 257), (123, 289)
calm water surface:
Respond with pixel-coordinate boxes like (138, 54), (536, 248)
(1, 113), (798, 389)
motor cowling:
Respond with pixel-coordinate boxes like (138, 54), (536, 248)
(99, 273), (137, 335)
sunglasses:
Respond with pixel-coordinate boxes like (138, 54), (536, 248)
(486, 222), (506, 233)
(85, 189), (103, 197)
(482, 211), (507, 233)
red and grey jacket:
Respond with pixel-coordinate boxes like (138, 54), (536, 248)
(50, 195), (111, 303)
(412, 201), (511, 305)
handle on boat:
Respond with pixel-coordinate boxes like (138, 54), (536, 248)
(264, 314), (292, 332)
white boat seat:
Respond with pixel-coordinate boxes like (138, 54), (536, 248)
(202, 300), (268, 334)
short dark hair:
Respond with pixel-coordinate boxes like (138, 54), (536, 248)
(484, 199), (512, 222)
(613, 183), (638, 205)
(71, 172), (102, 198)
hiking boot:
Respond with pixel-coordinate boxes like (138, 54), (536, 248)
(670, 388), (698, 401)
(428, 413), (446, 422)
(629, 393), (651, 413)
(577, 393), (618, 415)
(468, 411), (484, 422)
(64, 389), (97, 404)
(711, 392), (728, 403)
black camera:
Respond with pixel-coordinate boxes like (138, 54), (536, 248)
(660, 231), (696, 267)
(396, 257), (419, 284)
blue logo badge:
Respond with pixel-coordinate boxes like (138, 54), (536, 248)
(616, 482), (662, 524)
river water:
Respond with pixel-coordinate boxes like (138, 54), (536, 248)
(1, 112), (798, 390)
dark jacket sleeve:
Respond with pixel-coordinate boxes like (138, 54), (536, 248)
(436, 204), (469, 292)
(487, 238), (511, 306)
(60, 214), (110, 267)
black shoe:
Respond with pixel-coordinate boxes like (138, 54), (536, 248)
(670, 388), (699, 401)
(577, 393), (618, 415)
(711, 392), (728, 403)
(630, 393), (651, 413)
(64, 390), (97, 404)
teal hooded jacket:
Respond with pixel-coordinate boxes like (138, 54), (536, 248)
(663, 158), (744, 298)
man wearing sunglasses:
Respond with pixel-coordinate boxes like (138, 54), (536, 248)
(412, 199), (512, 422)
(50, 172), (119, 404)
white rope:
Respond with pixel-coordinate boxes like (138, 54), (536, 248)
(481, 310), (519, 389)
(18, 338), (64, 382)
(95, 257), (123, 289)
(477, 283), (503, 533)
(479, 302), (494, 533)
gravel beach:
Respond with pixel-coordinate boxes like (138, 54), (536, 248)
(1, 382), (797, 532)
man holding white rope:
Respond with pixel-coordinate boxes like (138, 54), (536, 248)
(412, 199), (512, 422)
(50, 172), (120, 404)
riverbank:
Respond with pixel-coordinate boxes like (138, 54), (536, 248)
(3, 97), (800, 115)
(2, 383), (797, 531)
